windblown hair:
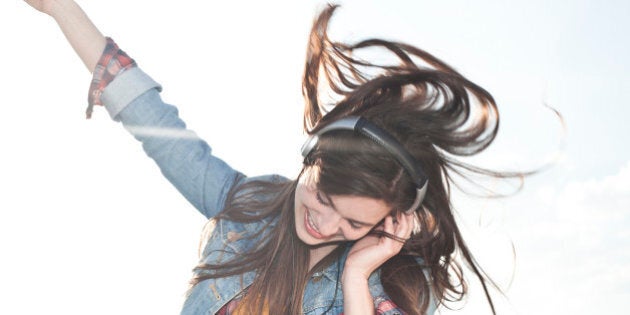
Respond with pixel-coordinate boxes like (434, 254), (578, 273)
(192, 4), (517, 314)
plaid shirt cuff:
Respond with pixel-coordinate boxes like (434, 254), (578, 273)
(86, 37), (137, 119)
(375, 296), (404, 315)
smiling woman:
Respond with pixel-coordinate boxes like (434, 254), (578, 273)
(295, 173), (392, 244)
(22, 0), (525, 314)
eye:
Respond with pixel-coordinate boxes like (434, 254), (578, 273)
(347, 220), (363, 230)
(315, 191), (331, 206)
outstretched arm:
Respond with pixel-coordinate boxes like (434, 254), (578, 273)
(25, 0), (106, 72)
(24, 0), (243, 219)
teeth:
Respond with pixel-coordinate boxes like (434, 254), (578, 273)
(307, 209), (320, 233)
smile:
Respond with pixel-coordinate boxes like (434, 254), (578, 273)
(304, 207), (325, 239)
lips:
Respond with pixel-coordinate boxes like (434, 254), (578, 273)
(304, 207), (325, 239)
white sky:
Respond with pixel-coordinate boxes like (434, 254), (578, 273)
(1, 0), (629, 314)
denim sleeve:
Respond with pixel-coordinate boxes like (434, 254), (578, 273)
(100, 67), (243, 219)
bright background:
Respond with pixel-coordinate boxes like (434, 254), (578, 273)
(1, 0), (629, 314)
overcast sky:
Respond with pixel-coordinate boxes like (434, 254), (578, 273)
(2, 0), (629, 314)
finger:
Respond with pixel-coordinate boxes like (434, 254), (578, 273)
(390, 212), (407, 232)
(393, 212), (413, 240)
(387, 214), (408, 235)
(382, 216), (400, 241)
(381, 215), (409, 245)
(383, 215), (394, 233)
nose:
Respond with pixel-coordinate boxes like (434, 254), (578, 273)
(317, 212), (343, 238)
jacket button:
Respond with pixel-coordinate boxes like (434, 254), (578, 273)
(209, 284), (221, 300)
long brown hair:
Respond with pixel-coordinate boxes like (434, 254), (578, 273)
(192, 4), (519, 314)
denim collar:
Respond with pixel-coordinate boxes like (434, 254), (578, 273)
(310, 243), (352, 282)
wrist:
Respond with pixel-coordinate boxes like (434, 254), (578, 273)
(48, 0), (74, 19)
(341, 269), (369, 286)
(342, 271), (375, 315)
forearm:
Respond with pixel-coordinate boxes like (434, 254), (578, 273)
(48, 0), (106, 72)
(342, 272), (376, 315)
(98, 68), (242, 218)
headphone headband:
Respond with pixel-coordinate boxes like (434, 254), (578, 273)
(301, 116), (428, 212)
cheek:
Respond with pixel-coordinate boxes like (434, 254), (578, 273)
(294, 203), (304, 222)
(344, 228), (372, 241)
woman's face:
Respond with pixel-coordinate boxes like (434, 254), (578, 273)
(294, 170), (392, 246)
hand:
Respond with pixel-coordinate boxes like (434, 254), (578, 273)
(343, 212), (415, 281)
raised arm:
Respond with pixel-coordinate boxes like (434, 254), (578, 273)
(24, 0), (244, 219)
(25, 0), (106, 72)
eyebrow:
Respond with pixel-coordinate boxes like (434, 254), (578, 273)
(321, 192), (375, 227)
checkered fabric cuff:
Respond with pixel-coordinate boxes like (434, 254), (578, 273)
(86, 37), (137, 119)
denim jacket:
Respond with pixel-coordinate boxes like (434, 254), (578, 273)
(100, 67), (437, 315)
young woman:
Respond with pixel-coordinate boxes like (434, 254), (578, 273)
(25, 0), (513, 314)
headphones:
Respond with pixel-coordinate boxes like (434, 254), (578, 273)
(301, 116), (428, 213)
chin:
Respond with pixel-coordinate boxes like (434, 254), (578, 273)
(295, 223), (323, 246)
(296, 226), (345, 247)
